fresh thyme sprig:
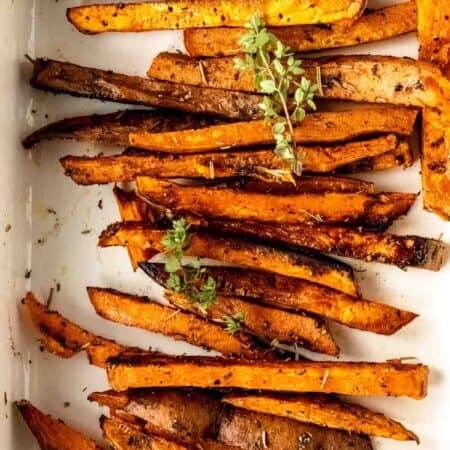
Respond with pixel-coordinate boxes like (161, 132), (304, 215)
(223, 313), (246, 336)
(235, 14), (319, 176)
(162, 218), (217, 313)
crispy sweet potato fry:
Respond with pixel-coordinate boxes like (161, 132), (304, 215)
(148, 53), (450, 109)
(23, 109), (222, 149)
(16, 400), (102, 450)
(184, 1), (417, 57)
(141, 264), (418, 335)
(164, 290), (338, 356)
(223, 393), (418, 442)
(61, 135), (402, 185)
(136, 177), (417, 228)
(30, 58), (262, 121)
(129, 106), (418, 152)
(87, 287), (273, 359)
(99, 222), (358, 295)
(106, 352), (429, 399)
(67, 1), (366, 33)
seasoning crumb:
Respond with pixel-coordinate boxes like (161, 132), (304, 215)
(46, 287), (54, 308)
(82, 387), (87, 393)
(47, 208), (57, 215)
(4, 392), (7, 406)
(4, 224), (11, 233)
(56, 282), (61, 292)
(63, 402), (70, 408)
(81, 229), (92, 235)
(25, 270), (32, 279)
(97, 199), (103, 210)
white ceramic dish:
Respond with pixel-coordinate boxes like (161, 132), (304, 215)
(1, 0), (449, 448)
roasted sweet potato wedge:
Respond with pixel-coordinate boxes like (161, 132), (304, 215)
(16, 400), (102, 450)
(184, 1), (417, 57)
(164, 290), (339, 356)
(148, 53), (450, 109)
(129, 106), (418, 153)
(67, 0), (366, 33)
(30, 58), (262, 121)
(106, 352), (429, 399)
(23, 109), (222, 149)
(141, 264), (418, 335)
(87, 287), (274, 359)
(136, 177), (417, 228)
(98, 222), (358, 295)
(224, 393), (418, 442)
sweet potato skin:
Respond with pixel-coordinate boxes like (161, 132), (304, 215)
(184, 1), (417, 56)
(106, 353), (429, 399)
(224, 393), (418, 442)
(130, 106), (418, 153)
(30, 58), (262, 120)
(16, 401), (102, 450)
(67, 0), (366, 33)
(136, 177), (417, 229)
(141, 263), (418, 335)
(99, 222), (358, 295)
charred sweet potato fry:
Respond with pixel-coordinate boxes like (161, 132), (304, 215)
(224, 393), (418, 442)
(141, 264), (418, 335)
(87, 287), (274, 359)
(16, 400), (102, 450)
(184, 1), (417, 56)
(136, 177), (417, 228)
(98, 222), (358, 295)
(106, 352), (429, 399)
(30, 58), (262, 121)
(67, 0), (366, 33)
(129, 106), (418, 152)
(148, 53), (450, 109)
(164, 290), (339, 356)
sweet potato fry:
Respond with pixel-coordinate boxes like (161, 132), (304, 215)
(184, 1), (417, 57)
(23, 109), (221, 149)
(23, 291), (135, 368)
(87, 287), (274, 359)
(106, 353), (429, 399)
(223, 393), (418, 442)
(30, 58), (262, 121)
(99, 222), (358, 295)
(61, 135), (402, 185)
(136, 177), (417, 228)
(148, 53), (450, 109)
(164, 290), (338, 356)
(16, 400), (102, 450)
(129, 106), (418, 152)
(141, 263), (418, 335)
(67, 0), (366, 33)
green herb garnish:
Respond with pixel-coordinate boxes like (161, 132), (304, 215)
(224, 313), (246, 336)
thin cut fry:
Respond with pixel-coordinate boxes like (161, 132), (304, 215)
(67, 0), (366, 33)
(99, 221), (358, 295)
(106, 352), (429, 399)
(223, 393), (419, 442)
(129, 106), (418, 152)
(184, 1), (417, 57)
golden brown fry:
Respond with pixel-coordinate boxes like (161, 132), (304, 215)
(106, 352), (429, 399)
(16, 400), (102, 450)
(67, 0), (366, 33)
(129, 106), (418, 153)
(184, 1), (417, 57)
(99, 222), (358, 295)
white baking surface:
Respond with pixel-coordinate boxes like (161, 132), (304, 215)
(0, 0), (449, 448)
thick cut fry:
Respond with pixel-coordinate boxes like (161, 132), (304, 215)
(130, 106), (418, 152)
(23, 291), (136, 368)
(87, 287), (273, 359)
(136, 177), (417, 229)
(224, 393), (418, 442)
(106, 352), (429, 399)
(148, 53), (450, 109)
(30, 59), (262, 121)
(16, 401), (102, 450)
(67, 1), (366, 33)
(99, 222), (358, 295)
(164, 290), (338, 356)
(184, 1), (417, 56)
(23, 109), (221, 149)
(61, 135), (401, 185)
(141, 264), (418, 335)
